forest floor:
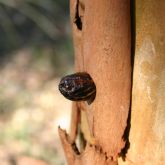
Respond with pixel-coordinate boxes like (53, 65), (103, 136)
(0, 49), (72, 165)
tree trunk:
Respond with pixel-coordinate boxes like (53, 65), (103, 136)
(119, 1), (165, 165)
(59, 0), (165, 165)
(59, 0), (131, 164)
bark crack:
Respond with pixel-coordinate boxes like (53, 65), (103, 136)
(74, 0), (83, 30)
(119, 0), (135, 160)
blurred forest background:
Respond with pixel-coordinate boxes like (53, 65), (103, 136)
(0, 0), (73, 165)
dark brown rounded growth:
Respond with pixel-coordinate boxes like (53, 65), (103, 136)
(58, 72), (96, 104)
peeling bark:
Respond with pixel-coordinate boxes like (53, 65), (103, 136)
(59, 127), (117, 165)
(59, 0), (131, 164)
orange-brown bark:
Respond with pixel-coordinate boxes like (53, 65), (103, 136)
(59, 0), (131, 164)
(59, 127), (117, 165)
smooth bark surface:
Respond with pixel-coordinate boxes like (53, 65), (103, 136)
(119, 1), (165, 165)
(83, 0), (131, 159)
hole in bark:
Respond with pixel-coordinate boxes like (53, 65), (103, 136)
(70, 125), (87, 154)
(78, 129), (87, 151)
(74, 0), (83, 30)
(72, 142), (80, 155)
(75, 15), (82, 30)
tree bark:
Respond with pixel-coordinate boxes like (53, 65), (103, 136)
(119, 1), (165, 165)
(59, 0), (131, 164)
(59, 0), (165, 164)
